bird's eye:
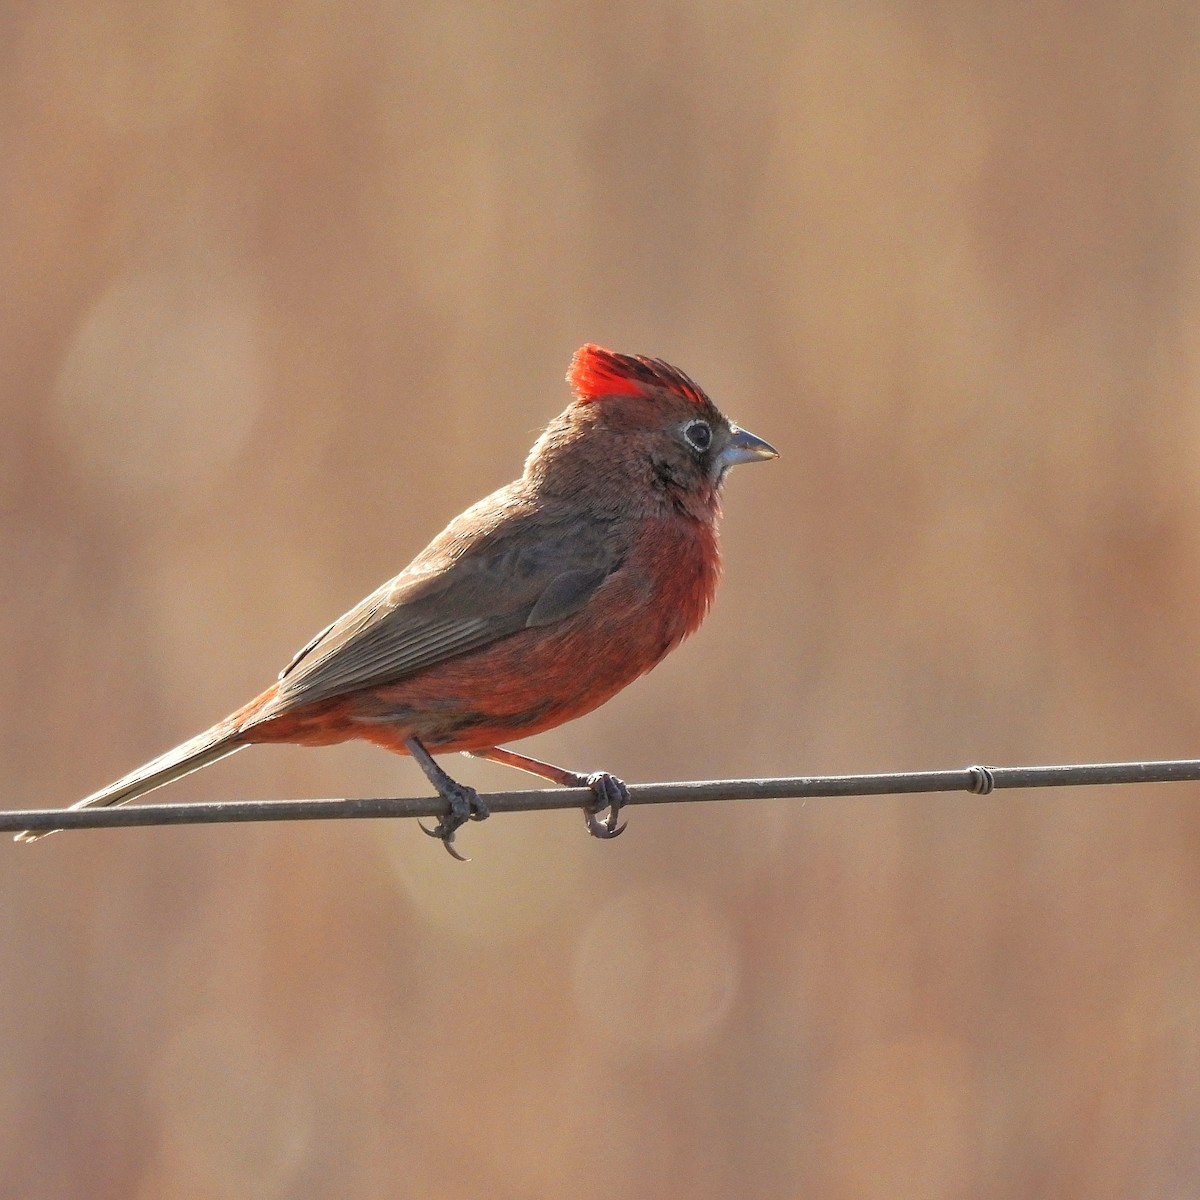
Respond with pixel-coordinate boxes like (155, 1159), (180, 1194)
(683, 420), (712, 453)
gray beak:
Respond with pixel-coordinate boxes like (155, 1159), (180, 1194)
(718, 424), (779, 470)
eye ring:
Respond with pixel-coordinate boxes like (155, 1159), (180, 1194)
(683, 419), (712, 453)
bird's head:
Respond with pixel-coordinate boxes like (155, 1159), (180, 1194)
(525, 344), (777, 521)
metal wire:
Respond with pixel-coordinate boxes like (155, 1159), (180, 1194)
(4, 758), (1200, 836)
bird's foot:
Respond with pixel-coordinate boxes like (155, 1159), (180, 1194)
(463, 746), (629, 841)
(582, 771), (628, 839)
(407, 735), (489, 861)
(418, 783), (490, 862)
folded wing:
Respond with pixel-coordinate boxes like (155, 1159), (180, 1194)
(250, 498), (623, 722)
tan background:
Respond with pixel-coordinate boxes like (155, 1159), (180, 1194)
(4, 3), (1200, 1196)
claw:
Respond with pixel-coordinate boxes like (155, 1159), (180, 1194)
(418, 790), (489, 861)
(584, 810), (627, 839)
(419, 818), (470, 862)
(582, 771), (629, 840)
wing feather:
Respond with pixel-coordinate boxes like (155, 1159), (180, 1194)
(251, 494), (623, 721)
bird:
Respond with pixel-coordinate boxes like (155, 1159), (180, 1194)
(18, 344), (777, 857)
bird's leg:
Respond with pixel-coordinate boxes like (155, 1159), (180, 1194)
(467, 746), (627, 839)
(406, 737), (489, 861)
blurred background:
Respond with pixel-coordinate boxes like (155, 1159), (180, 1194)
(3, 2), (1200, 1196)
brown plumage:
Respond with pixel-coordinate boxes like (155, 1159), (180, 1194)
(18, 345), (777, 855)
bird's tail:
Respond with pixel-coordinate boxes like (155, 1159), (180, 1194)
(15, 724), (246, 843)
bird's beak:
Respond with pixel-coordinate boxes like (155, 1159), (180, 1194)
(719, 424), (779, 470)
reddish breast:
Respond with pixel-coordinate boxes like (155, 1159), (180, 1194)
(309, 514), (724, 754)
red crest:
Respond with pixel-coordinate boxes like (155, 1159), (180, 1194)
(567, 344), (708, 406)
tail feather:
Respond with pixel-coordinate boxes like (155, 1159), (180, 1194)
(16, 726), (245, 843)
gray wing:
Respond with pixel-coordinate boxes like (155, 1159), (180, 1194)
(255, 499), (622, 719)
